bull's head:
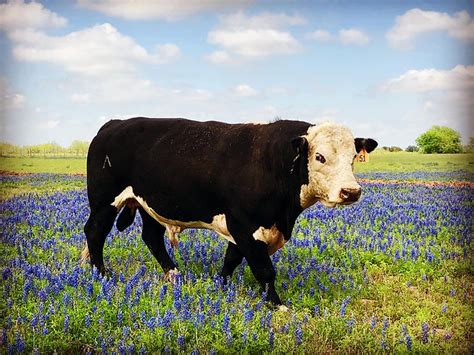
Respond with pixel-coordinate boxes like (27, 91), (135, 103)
(292, 122), (377, 208)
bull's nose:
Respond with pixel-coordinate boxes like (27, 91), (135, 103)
(339, 187), (361, 202)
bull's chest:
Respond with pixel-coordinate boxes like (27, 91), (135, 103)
(112, 186), (286, 255)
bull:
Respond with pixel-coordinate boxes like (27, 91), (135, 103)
(82, 117), (377, 306)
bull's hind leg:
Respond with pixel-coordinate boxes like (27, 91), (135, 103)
(139, 209), (177, 277)
(84, 205), (117, 275)
(220, 242), (243, 283)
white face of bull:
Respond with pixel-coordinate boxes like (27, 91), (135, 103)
(299, 122), (361, 208)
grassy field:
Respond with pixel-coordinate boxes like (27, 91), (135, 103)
(355, 151), (474, 174)
(1, 151), (474, 176)
(0, 157), (86, 175)
(1, 153), (473, 353)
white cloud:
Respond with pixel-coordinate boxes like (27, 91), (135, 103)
(0, 0), (67, 32)
(306, 29), (333, 42)
(11, 24), (179, 76)
(380, 65), (474, 93)
(207, 11), (303, 62)
(339, 28), (370, 46)
(205, 50), (234, 64)
(306, 28), (370, 46)
(45, 120), (60, 129)
(219, 11), (306, 30)
(386, 8), (474, 49)
(155, 44), (181, 64)
(380, 65), (474, 142)
(70, 93), (90, 104)
(0, 77), (26, 110)
(77, 0), (249, 21)
(233, 84), (258, 97)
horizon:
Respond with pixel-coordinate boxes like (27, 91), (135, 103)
(1, 0), (473, 147)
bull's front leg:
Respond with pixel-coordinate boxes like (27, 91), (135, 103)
(227, 219), (282, 306)
(244, 239), (282, 306)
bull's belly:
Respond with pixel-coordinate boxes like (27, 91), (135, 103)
(112, 186), (286, 254)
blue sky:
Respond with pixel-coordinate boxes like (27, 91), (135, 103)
(1, 0), (473, 148)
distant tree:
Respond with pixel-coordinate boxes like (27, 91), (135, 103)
(0, 143), (20, 156)
(381, 146), (390, 151)
(416, 126), (462, 154)
(405, 145), (418, 152)
(464, 137), (474, 153)
(389, 146), (403, 152)
(69, 140), (89, 157)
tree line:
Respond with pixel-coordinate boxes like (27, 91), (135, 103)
(0, 140), (90, 158)
(379, 126), (472, 153)
(1, 126), (472, 157)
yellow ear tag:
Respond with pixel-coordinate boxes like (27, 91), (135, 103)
(357, 148), (369, 163)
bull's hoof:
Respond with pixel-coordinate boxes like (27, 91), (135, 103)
(164, 268), (180, 284)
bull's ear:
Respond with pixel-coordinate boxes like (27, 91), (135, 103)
(292, 136), (308, 154)
(355, 138), (378, 153)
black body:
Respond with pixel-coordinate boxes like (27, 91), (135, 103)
(84, 117), (373, 305)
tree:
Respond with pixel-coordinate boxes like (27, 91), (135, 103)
(464, 137), (474, 153)
(416, 126), (462, 154)
(69, 140), (89, 157)
(405, 145), (418, 152)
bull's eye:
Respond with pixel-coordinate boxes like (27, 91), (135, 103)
(315, 153), (326, 164)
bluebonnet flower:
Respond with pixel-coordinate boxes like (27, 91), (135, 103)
(313, 305), (319, 316)
(294, 323), (303, 345)
(406, 335), (412, 351)
(85, 314), (90, 328)
(63, 314), (69, 333)
(382, 317), (388, 336)
(15, 333), (25, 353)
(340, 296), (350, 317)
(269, 328), (274, 347)
(177, 334), (185, 349)
(159, 284), (167, 302)
(421, 322), (429, 344)
(346, 318), (355, 333)
(370, 316), (376, 329)
(243, 308), (253, 323)
(222, 313), (230, 334)
(441, 303), (447, 313)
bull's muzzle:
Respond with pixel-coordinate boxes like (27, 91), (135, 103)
(339, 187), (361, 203)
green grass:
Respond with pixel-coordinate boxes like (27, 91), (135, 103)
(2, 152), (473, 176)
(0, 157), (86, 174)
(354, 151), (474, 174)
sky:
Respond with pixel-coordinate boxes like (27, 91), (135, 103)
(0, 0), (473, 148)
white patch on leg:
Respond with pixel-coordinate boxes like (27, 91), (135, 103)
(165, 225), (181, 248)
(111, 186), (236, 244)
(278, 305), (289, 312)
(80, 244), (90, 266)
(253, 225), (286, 255)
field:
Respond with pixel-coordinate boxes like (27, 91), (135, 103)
(1, 154), (473, 353)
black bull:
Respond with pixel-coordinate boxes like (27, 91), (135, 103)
(84, 117), (377, 306)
